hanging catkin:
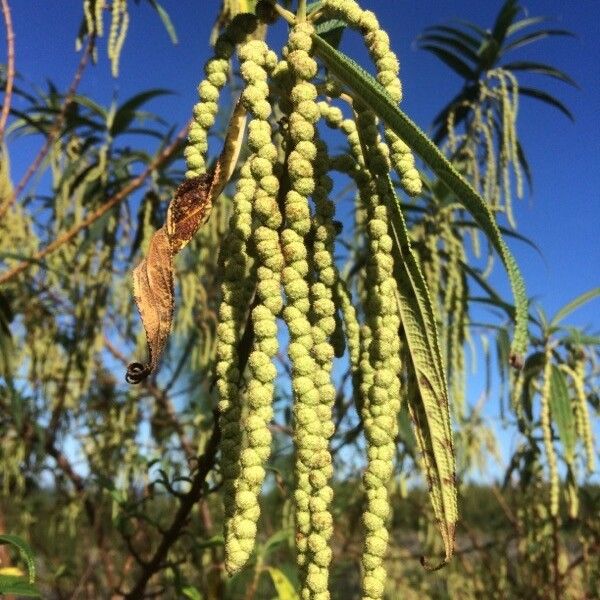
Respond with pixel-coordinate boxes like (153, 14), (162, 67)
(107, 0), (129, 77)
(185, 14), (259, 179)
(541, 348), (559, 517)
(319, 0), (422, 197)
(223, 38), (283, 575)
(354, 104), (403, 600)
(572, 353), (595, 474)
(216, 159), (257, 537)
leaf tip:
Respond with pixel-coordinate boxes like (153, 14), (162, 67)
(126, 362), (151, 384)
(420, 554), (451, 572)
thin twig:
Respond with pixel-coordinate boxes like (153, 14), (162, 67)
(0, 124), (188, 285)
(0, 0), (15, 143)
(0, 33), (95, 218)
(123, 413), (221, 599)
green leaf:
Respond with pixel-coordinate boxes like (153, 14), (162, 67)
(508, 86), (575, 121)
(267, 567), (299, 600)
(550, 364), (575, 464)
(262, 529), (293, 556)
(379, 173), (456, 569)
(147, 0), (178, 44)
(506, 16), (551, 38)
(503, 29), (575, 54)
(72, 94), (109, 120)
(422, 24), (482, 50)
(312, 34), (528, 362)
(417, 33), (479, 64)
(516, 139), (533, 192)
(491, 0), (521, 47)
(315, 17), (346, 49)
(398, 400), (417, 455)
(110, 89), (173, 137)
(561, 328), (600, 347)
(0, 575), (41, 597)
(181, 585), (203, 600)
(550, 288), (600, 329)
(502, 61), (578, 87)
(0, 535), (36, 583)
(420, 44), (475, 80)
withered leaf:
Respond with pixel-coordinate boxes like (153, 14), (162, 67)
(126, 99), (247, 384)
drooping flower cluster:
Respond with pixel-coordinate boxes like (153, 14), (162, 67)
(178, 2), (457, 598)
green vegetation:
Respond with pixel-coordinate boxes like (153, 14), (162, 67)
(0, 1), (597, 598)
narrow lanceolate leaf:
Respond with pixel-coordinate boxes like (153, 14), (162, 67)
(501, 61), (579, 88)
(312, 34), (528, 365)
(382, 174), (456, 569)
(126, 100), (247, 383)
(417, 33), (479, 65)
(550, 364), (576, 464)
(503, 29), (575, 54)
(0, 535), (36, 583)
(0, 576), (40, 597)
(419, 44), (475, 80)
(267, 567), (300, 600)
(549, 287), (600, 329)
(515, 86), (574, 121)
(147, 0), (179, 44)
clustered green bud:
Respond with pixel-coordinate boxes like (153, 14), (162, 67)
(107, 0), (129, 77)
(185, 14), (258, 179)
(572, 355), (595, 474)
(279, 22), (336, 600)
(541, 348), (559, 517)
(320, 0), (422, 196)
(224, 38), (282, 575)
(216, 157), (256, 531)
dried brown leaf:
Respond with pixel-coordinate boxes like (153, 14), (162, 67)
(126, 100), (247, 383)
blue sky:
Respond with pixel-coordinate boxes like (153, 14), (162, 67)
(4, 1), (599, 479)
(7, 1), (598, 320)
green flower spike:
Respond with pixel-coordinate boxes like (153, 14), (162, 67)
(224, 39), (283, 576)
(353, 105), (403, 600)
(279, 21), (333, 600)
(572, 356), (595, 474)
(216, 157), (256, 533)
(185, 14), (259, 179)
(107, 0), (129, 77)
(320, 0), (422, 197)
(541, 347), (559, 517)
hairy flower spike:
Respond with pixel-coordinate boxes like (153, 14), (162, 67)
(107, 0), (129, 77)
(320, 0), (422, 197)
(303, 137), (340, 596)
(185, 14), (258, 178)
(222, 39), (284, 576)
(279, 22), (335, 600)
(572, 355), (595, 474)
(541, 348), (559, 517)
(341, 103), (403, 600)
(216, 158), (256, 536)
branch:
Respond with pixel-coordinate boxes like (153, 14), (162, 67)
(0, 124), (188, 285)
(123, 413), (221, 600)
(45, 438), (96, 525)
(0, 0), (14, 143)
(0, 33), (95, 218)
